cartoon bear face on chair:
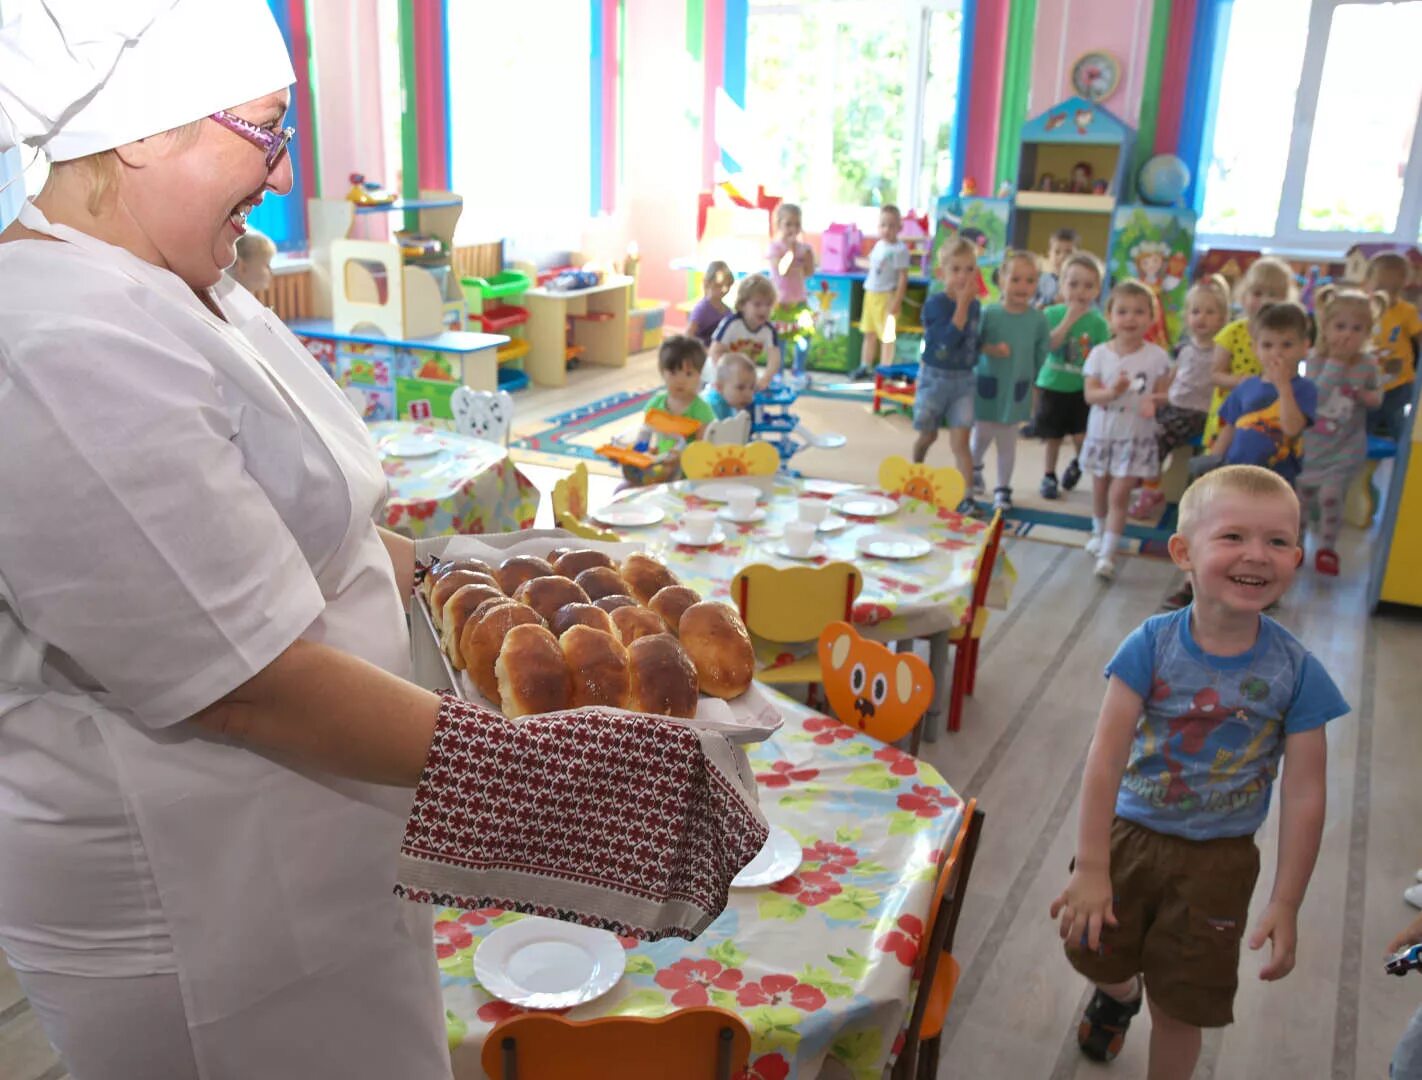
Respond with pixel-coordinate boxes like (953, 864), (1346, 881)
(817, 621), (934, 744)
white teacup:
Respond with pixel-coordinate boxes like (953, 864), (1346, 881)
(683, 509), (717, 543)
(725, 486), (759, 520)
(797, 498), (829, 526)
(783, 520), (817, 557)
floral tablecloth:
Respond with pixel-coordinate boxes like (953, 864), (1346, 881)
(436, 691), (963, 1079)
(370, 421), (540, 538)
(597, 479), (1014, 644)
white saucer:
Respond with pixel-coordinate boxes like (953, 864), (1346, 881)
(670, 527), (728, 547)
(857, 530), (931, 559)
(692, 481), (763, 503)
(775, 540), (828, 560)
(828, 492), (898, 518)
(816, 514), (850, 533)
(383, 434), (441, 458)
(732, 826), (803, 888)
(592, 504), (665, 528)
(473, 917), (626, 1009)
(717, 506), (767, 524)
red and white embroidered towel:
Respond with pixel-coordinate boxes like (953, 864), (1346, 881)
(395, 695), (769, 941)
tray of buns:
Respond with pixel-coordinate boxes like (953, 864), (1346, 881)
(414, 534), (782, 743)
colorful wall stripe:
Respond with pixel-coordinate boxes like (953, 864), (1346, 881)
(412, 0), (449, 191)
(993, 0), (1037, 191)
(1153, 0), (1198, 156)
(962, 0), (1008, 195)
(246, 0), (317, 250)
(397, 0), (419, 229)
(721, 0), (746, 173)
(948, 0), (978, 199)
(590, 0), (620, 214)
(700, 0), (725, 189)
(1178, 0), (1233, 211)
(1127, 0), (1174, 199)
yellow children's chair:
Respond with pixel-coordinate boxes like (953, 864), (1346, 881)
(682, 440), (780, 479)
(552, 463), (619, 541)
(878, 456), (966, 511)
(732, 562), (862, 688)
(817, 620), (934, 752)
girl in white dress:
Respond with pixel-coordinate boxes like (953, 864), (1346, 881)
(1081, 281), (1173, 580)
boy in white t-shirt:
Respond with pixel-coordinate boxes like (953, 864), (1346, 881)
(853, 204), (910, 380)
(709, 274), (781, 389)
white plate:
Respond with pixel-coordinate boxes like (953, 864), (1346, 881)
(732, 826), (803, 888)
(382, 434), (441, 458)
(474, 917), (626, 1009)
(692, 481), (763, 503)
(592, 504), (665, 528)
(857, 530), (932, 560)
(828, 492), (898, 518)
(717, 506), (767, 524)
(670, 527), (728, 547)
(800, 479), (853, 497)
(775, 540), (828, 560)
(816, 514), (850, 533)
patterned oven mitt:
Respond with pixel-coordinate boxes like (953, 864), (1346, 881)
(395, 695), (769, 941)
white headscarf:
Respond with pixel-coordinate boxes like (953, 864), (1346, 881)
(0, 0), (295, 162)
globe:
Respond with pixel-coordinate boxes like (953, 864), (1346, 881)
(1138, 154), (1190, 206)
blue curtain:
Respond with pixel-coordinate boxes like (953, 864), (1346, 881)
(245, 0), (308, 251)
(1177, 0), (1233, 214)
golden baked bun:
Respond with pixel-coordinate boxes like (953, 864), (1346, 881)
(430, 570), (501, 629)
(513, 575), (589, 624)
(552, 548), (616, 579)
(495, 624), (573, 719)
(424, 557), (496, 601)
(545, 547), (571, 565)
(626, 633), (699, 719)
(593, 594), (637, 614)
(620, 552), (679, 605)
(648, 585), (701, 635)
(573, 565), (627, 602)
(550, 602), (616, 639)
(610, 605), (667, 646)
(678, 601), (754, 700)
(442, 584), (505, 669)
(496, 555), (556, 596)
(465, 602), (545, 706)
(459, 597), (523, 677)
(559, 625), (630, 709)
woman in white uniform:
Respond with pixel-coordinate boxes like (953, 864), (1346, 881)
(0, 3), (737, 1077)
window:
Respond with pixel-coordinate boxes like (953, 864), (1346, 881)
(446, 0), (591, 254)
(745, 0), (961, 227)
(1199, 0), (1422, 252)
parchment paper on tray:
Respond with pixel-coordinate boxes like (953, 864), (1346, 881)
(411, 529), (783, 743)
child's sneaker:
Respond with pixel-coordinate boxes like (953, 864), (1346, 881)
(1040, 473), (1059, 500)
(1085, 532), (1103, 556)
(972, 467), (986, 495)
(850, 365), (874, 381)
(1077, 979), (1142, 1062)
(1094, 555), (1117, 581)
(1062, 457), (1083, 491)
(1406, 883), (1422, 909)
(993, 486), (1013, 511)
(1315, 549), (1340, 576)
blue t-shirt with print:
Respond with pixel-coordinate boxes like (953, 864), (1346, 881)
(1218, 374), (1318, 485)
(920, 293), (980, 372)
(1104, 607), (1347, 841)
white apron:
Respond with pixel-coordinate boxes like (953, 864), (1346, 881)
(0, 204), (450, 1078)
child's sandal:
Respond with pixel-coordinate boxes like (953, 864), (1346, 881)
(1315, 549), (1340, 576)
(1077, 977), (1142, 1063)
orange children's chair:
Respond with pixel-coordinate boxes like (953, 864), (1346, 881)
(894, 799), (984, 1080)
(945, 509), (1006, 733)
(481, 1007), (751, 1080)
(732, 562), (862, 692)
(817, 621), (935, 754)
(877, 455), (966, 512)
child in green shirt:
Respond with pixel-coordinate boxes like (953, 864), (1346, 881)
(622, 336), (716, 486)
(1035, 252), (1110, 499)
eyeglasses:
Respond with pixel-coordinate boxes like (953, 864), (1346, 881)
(209, 110), (295, 170)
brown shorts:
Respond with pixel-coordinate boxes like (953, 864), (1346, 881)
(1064, 817), (1260, 1028)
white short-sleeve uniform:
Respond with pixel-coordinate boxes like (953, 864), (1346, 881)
(0, 204), (450, 1078)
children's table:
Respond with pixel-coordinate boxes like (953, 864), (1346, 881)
(436, 689), (963, 1080)
(370, 421), (539, 537)
(520, 274), (634, 387)
(288, 318), (508, 423)
(590, 477), (1014, 735)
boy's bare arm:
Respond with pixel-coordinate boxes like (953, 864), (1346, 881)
(1249, 726), (1327, 982)
(890, 269), (909, 316)
(1050, 676), (1141, 951)
(1209, 421), (1236, 458)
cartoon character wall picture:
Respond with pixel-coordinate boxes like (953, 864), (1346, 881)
(1132, 240), (1180, 344)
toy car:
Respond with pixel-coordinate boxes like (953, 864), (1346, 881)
(1386, 942), (1422, 977)
(395, 231), (445, 264)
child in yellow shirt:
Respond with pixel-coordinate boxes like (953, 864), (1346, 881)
(1365, 251), (1422, 440)
(1204, 257), (1296, 445)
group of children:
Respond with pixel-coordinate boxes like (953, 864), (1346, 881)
(908, 237), (1420, 586)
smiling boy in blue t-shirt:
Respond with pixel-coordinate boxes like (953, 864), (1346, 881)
(1051, 464), (1348, 1074)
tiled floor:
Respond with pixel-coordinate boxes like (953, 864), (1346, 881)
(3, 353), (1417, 1078)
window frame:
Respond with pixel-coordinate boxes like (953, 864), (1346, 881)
(1197, 0), (1422, 255)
